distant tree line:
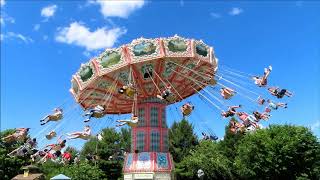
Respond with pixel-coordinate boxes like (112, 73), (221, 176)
(0, 120), (319, 180)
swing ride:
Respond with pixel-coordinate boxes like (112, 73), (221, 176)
(4, 35), (293, 180)
(69, 35), (217, 179)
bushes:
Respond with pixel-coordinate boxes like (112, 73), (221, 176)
(234, 125), (320, 179)
(175, 124), (320, 180)
(40, 161), (106, 180)
(176, 141), (232, 180)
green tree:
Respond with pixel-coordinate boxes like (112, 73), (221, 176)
(176, 141), (232, 180)
(219, 118), (244, 159)
(81, 127), (127, 179)
(218, 117), (244, 178)
(119, 128), (131, 152)
(169, 119), (199, 163)
(41, 161), (106, 180)
(234, 125), (320, 179)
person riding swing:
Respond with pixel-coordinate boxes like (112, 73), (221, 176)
(40, 108), (63, 125)
(221, 105), (241, 118)
(2, 128), (30, 143)
(220, 87), (236, 99)
(84, 105), (105, 123)
(119, 83), (136, 98)
(157, 86), (176, 103)
(268, 87), (293, 99)
(67, 125), (92, 140)
(45, 130), (57, 140)
(252, 66), (272, 87)
(116, 115), (139, 128)
(181, 102), (194, 117)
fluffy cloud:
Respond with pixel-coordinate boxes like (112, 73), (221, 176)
(0, 12), (15, 26)
(2, 32), (33, 43)
(55, 22), (127, 51)
(92, 0), (145, 18)
(0, 0), (5, 7)
(41, 4), (57, 18)
(229, 7), (243, 16)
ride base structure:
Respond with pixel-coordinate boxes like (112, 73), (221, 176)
(123, 98), (173, 180)
(70, 35), (218, 180)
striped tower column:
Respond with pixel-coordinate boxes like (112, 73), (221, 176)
(123, 98), (174, 180)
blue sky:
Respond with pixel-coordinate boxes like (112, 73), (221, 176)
(1, 0), (320, 148)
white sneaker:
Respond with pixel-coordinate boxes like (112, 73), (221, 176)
(268, 66), (272, 71)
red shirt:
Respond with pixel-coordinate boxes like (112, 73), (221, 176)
(62, 152), (71, 160)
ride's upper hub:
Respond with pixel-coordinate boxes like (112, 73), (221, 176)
(70, 35), (218, 114)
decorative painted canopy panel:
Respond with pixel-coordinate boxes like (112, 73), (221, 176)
(70, 35), (218, 114)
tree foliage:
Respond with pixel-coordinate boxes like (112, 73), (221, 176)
(81, 127), (130, 179)
(40, 161), (106, 180)
(1, 123), (319, 180)
(169, 119), (199, 163)
(176, 141), (232, 180)
(234, 125), (320, 179)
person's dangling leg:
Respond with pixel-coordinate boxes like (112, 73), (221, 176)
(116, 122), (127, 127)
(41, 118), (51, 125)
(40, 115), (49, 122)
(67, 135), (80, 139)
(117, 119), (132, 123)
(84, 113), (93, 122)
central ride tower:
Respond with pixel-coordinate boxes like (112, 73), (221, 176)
(123, 98), (173, 180)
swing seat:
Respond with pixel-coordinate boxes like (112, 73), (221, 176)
(127, 117), (139, 128)
(165, 94), (176, 103)
(46, 131), (57, 140)
(3, 136), (16, 143)
(49, 113), (63, 121)
(92, 112), (105, 118)
(125, 88), (135, 98)
(206, 78), (217, 85)
(52, 145), (63, 152)
(182, 106), (193, 116)
(223, 94), (234, 100)
(46, 135), (54, 140)
(79, 134), (91, 140)
(14, 134), (26, 142)
(128, 122), (138, 128)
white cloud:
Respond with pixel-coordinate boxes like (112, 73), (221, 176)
(311, 120), (320, 131)
(0, 33), (3, 41)
(0, 12), (15, 26)
(210, 12), (221, 19)
(55, 22), (127, 51)
(41, 4), (57, 18)
(33, 24), (40, 31)
(83, 51), (91, 57)
(91, 0), (145, 18)
(229, 7), (243, 16)
(2, 32), (34, 43)
(1, 0), (5, 7)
